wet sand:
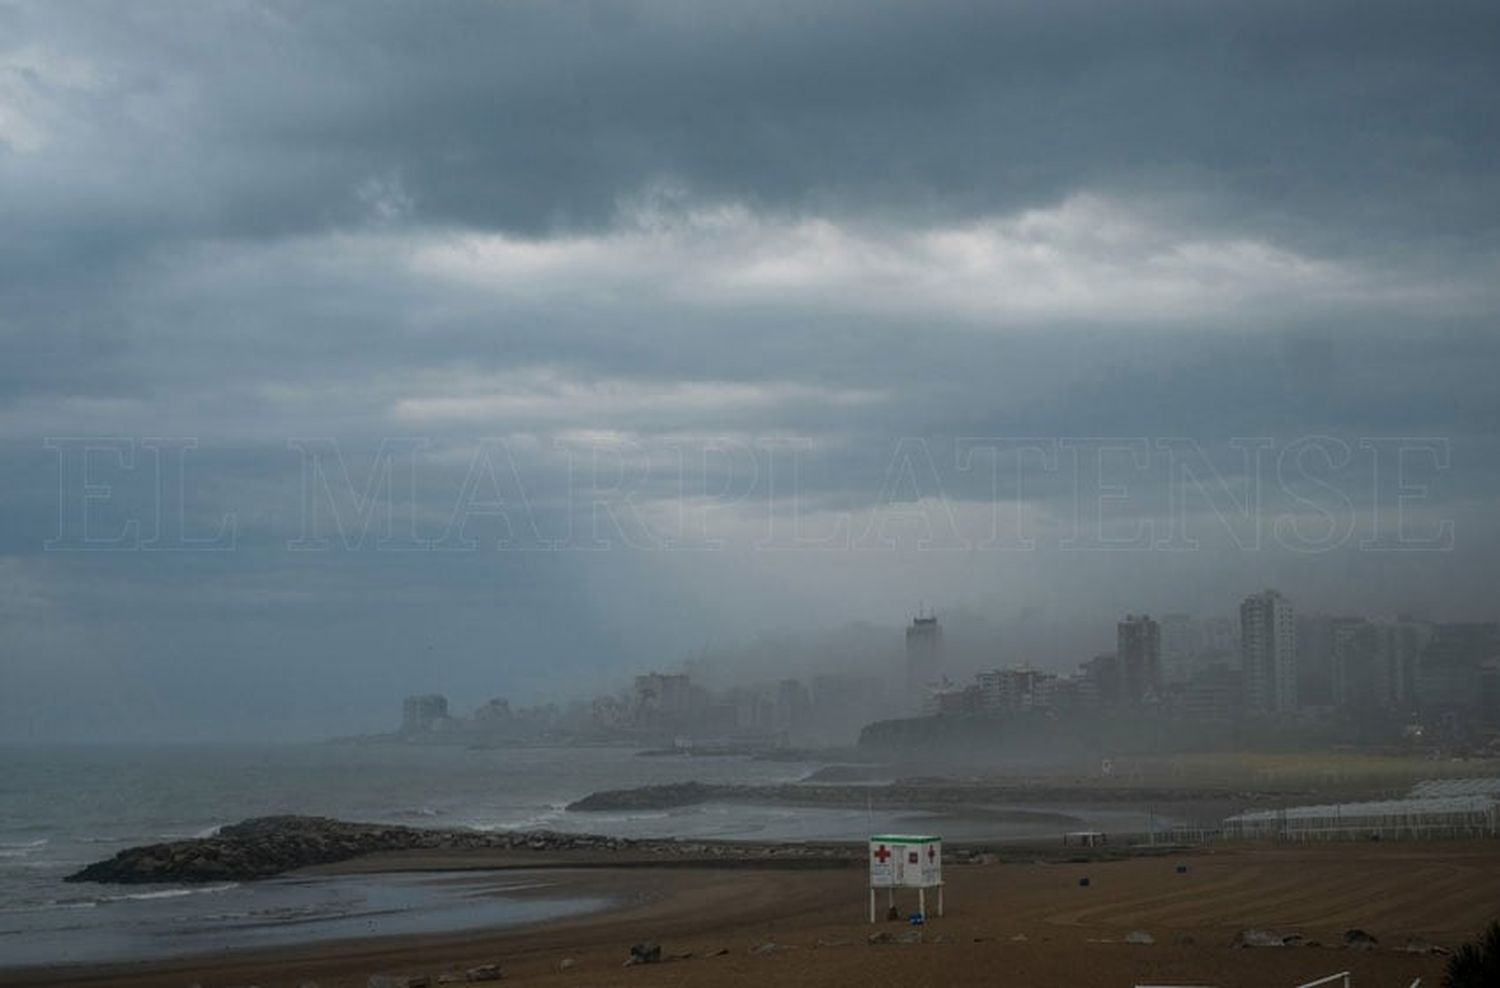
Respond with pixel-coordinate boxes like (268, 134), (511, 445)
(5, 840), (1496, 988)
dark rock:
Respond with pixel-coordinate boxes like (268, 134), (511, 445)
(870, 930), (924, 944)
(368, 976), (430, 988)
(1233, 928), (1299, 948)
(626, 942), (661, 965)
(1344, 929), (1378, 950)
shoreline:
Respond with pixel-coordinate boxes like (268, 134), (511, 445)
(4, 840), (1492, 988)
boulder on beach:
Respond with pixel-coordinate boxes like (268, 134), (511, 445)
(626, 941), (662, 965)
(1233, 928), (1302, 948)
(368, 975), (430, 988)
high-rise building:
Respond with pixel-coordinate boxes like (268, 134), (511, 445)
(1295, 614), (1356, 707)
(905, 611), (943, 714)
(1117, 614), (1163, 704)
(1241, 590), (1297, 715)
(1158, 613), (1199, 685)
(1083, 653), (1121, 709)
(1417, 623), (1500, 725)
(1331, 619), (1385, 718)
(401, 693), (450, 734)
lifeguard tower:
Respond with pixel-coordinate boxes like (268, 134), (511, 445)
(868, 834), (943, 922)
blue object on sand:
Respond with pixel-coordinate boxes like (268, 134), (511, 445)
(909, 913), (925, 925)
(1176, 864), (1188, 874)
(1078, 877), (1090, 887)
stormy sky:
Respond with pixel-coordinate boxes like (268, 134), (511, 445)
(2, 1), (1497, 741)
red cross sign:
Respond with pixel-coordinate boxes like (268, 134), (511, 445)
(872, 844), (891, 863)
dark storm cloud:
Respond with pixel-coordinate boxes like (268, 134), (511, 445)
(1, 0), (1498, 740)
(5, 0), (1499, 245)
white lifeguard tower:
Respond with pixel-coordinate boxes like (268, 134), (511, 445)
(868, 834), (943, 922)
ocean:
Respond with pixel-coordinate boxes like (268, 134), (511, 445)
(0, 743), (1156, 968)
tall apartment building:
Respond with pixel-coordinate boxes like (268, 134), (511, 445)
(1241, 590), (1297, 715)
(1117, 614), (1163, 704)
(401, 693), (450, 734)
(1158, 613), (1199, 685)
(905, 611), (943, 714)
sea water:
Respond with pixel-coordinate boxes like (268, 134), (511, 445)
(0, 743), (1157, 967)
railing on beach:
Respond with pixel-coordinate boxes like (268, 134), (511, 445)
(1135, 974), (1419, 988)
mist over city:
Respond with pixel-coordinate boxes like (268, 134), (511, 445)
(2, 3), (1499, 985)
(2, 0), (1498, 745)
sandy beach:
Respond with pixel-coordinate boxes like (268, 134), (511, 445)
(6, 839), (1495, 988)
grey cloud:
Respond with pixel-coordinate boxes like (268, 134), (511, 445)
(1, 0), (1498, 740)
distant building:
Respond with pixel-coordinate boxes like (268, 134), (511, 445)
(1158, 613), (1199, 685)
(633, 672), (693, 715)
(976, 666), (1054, 713)
(1296, 614), (1360, 708)
(1417, 623), (1500, 728)
(922, 677), (976, 716)
(401, 693), (450, 734)
(1241, 590), (1297, 715)
(905, 611), (943, 714)
(1117, 614), (1163, 704)
(1385, 618), (1431, 711)
(1177, 664), (1244, 722)
(1083, 653), (1122, 709)
(1330, 619), (1388, 720)
(727, 687), (776, 733)
(1199, 616), (1239, 663)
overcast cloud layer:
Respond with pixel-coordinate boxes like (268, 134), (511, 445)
(2, 0), (1498, 741)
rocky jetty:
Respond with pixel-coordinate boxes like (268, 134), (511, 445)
(66, 815), (642, 885)
(567, 781), (732, 811)
(66, 814), (854, 885)
(565, 778), (1252, 813)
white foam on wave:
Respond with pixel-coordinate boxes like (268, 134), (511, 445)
(398, 807), (444, 818)
(0, 838), (48, 858)
(106, 883), (240, 904)
(153, 824), (224, 841)
(0, 883), (235, 918)
(471, 803), (569, 832)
